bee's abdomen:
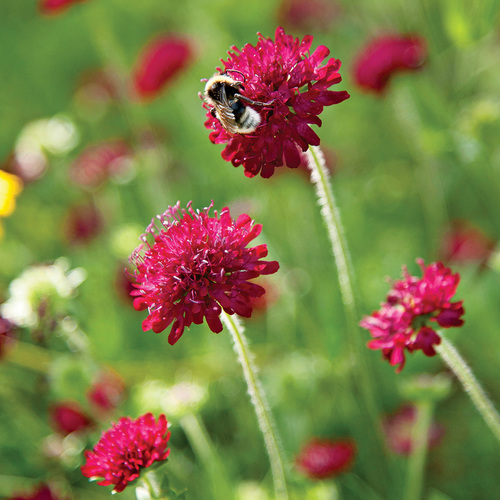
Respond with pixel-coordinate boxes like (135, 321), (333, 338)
(234, 105), (261, 133)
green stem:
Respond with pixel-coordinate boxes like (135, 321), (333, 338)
(305, 145), (389, 491)
(221, 312), (289, 500)
(403, 400), (434, 500)
(435, 334), (500, 442)
(180, 413), (234, 499)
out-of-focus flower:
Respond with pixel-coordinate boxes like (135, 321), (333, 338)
(130, 202), (279, 345)
(352, 34), (427, 94)
(69, 140), (133, 188)
(132, 34), (192, 100)
(203, 27), (349, 178)
(360, 259), (464, 372)
(115, 264), (136, 304)
(439, 220), (496, 268)
(277, 0), (341, 32)
(295, 438), (355, 479)
(0, 258), (86, 328)
(87, 370), (126, 414)
(383, 404), (445, 455)
(62, 202), (104, 245)
(7, 484), (65, 500)
(81, 413), (170, 493)
(73, 68), (121, 122)
(49, 401), (94, 436)
(0, 315), (16, 359)
(39, 0), (86, 15)
(134, 379), (208, 419)
(0, 170), (23, 239)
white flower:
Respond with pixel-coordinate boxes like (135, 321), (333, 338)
(1, 258), (86, 327)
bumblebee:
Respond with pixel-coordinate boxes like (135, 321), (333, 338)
(203, 70), (273, 135)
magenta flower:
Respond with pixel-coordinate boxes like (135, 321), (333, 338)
(81, 413), (170, 493)
(439, 220), (495, 268)
(133, 35), (192, 100)
(383, 404), (445, 455)
(39, 0), (86, 15)
(295, 438), (355, 480)
(130, 202), (279, 345)
(0, 315), (16, 359)
(49, 401), (93, 436)
(203, 27), (349, 178)
(8, 484), (65, 500)
(69, 140), (132, 188)
(352, 34), (427, 94)
(87, 370), (125, 414)
(63, 202), (103, 245)
(360, 259), (465, 372)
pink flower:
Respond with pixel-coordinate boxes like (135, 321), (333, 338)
(360, 259), (465, 372)
(278, 0), (341, 32)
(439, 220), (496, 268)
(383, 404), (445, 455)
(69, 140), (132, 188)
(203, 27), (349, 178)
(130, 202), (279, 345)
(49, 401), (93, 436)
(352, 34), (427, 94)
(8, 484), (65, 500)
(39, 0), (85, 15)
(133, 35), (192, 100)
(295, 438), (355, 479)
(0, 315), (16, 359)
(62, 202), (104, 245)
(87, 370), (126, 414)
(81, 413), (170, 493)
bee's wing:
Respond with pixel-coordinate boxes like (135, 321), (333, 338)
(213, 83), (239, 135)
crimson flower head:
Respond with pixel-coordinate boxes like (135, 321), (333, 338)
(130, 202), (279, 345)
(133, 35), (192, 100)
(49, 401), (93, 436)
(8, 484), (65, 500)
(70, 140), (132, 188)
(383, 404), (445, 455)
(81, 413), (170, 493)
(39, 0), (85, 15)
(352, 34), (427, 94)
(360, 259), (465, 372)
(203, 27), (349, 178)
(295, 438), (355, 480)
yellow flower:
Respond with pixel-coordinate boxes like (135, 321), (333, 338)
(0, 170), (22, 217)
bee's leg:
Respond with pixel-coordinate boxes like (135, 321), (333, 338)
(234, 93), (275, 107)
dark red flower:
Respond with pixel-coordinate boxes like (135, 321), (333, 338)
(130, 202), (279, 345)
(352, 34), (427, 94)
(69, 140), (132, 188)
(295, 438), (355, 480)
(360, 259), (465, 372)
(87, 370), (125, 414)
(49, 401), (93, 436)
(383, 404), (445, 455)
(0, 315), (16, 359)
(39, 0), (86, 15)
(278, 0), (341, 32)
(202, 27), (349, 178)
(439, 220), (496, 268)
(8, 484), (65, 500)
(133, 35), (192, 99)
(81, 413), (170, 493)
(63, 202), (104, 245)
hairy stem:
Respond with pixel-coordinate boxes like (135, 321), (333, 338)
(436, 334), (500, 442)
(221, 312), (289, 500)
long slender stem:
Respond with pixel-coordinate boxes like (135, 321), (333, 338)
(436, 335), (500, 442)
(305, 145), (389, 490)
(221, 312), (289, 500)
(403, 400), (433, 500)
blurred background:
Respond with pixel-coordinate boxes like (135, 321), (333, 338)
(1, 0), (500, 498)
